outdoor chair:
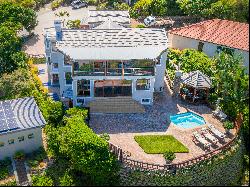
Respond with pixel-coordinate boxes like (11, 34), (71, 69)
(201, 127), (218, 144)
(212, 109), (227, 121)
(192, 131), (211, 150)
(207, 124), (226, 139)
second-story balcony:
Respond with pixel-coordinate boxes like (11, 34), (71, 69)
(72, 60), (156, 77)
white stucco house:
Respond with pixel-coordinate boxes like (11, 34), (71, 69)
(44, 20), (168, 109)
(168, 19), (249, 72)
(0, 97), (46, 160)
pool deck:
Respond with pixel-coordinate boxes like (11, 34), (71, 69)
(89, 79), (236, 165)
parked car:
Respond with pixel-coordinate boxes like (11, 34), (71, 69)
(144, 16), (156, 26)
(71, 0), (88, 9)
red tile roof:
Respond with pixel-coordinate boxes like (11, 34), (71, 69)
(168, 19), (249, 51)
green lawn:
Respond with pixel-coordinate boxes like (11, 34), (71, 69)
(134, 135), (189, 154)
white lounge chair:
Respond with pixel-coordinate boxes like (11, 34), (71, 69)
(193, 131), (211, 149)
(207, 124), (226, 139)
(201, 127), (218, 144)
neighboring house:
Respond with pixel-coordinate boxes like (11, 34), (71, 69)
(44, 20), (168, 107)
(168, 19), (249, 72)
(81, 10), (131, 28)
(0, 97), (46, 159)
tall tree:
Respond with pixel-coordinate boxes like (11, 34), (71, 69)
(0, 2), (37, 32)
(0, 26), (28, 76)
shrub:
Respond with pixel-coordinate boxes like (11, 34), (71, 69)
(0, 167), (9, 180)
(136, 24), (146, 28)
(163, 151), (176, 162)
(32, 174), (53, 186)
(51, 0), (63, 10)
(86, 0), (98, 5)
(31, 57), (46, 64)
(14, 151), (25, 160)
(100, 133), (110, 141)
(223, 121), (234, 130)
(27, 160), (40, 168)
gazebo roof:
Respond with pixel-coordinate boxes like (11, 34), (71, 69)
(181, 70), (212, 89)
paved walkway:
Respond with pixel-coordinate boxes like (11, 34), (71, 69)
(89, 79), (236, 165)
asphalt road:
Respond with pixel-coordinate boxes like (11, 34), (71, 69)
(23, 3), (96, 55)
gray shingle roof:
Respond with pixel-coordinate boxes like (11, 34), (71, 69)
(87, 10), (130, 24)
(181, 70), (212, 89)
(0, 97), (46, 135)
(93, 19), (124, 29)
(55, 28), (167, 48)
(44, 27), (168, 60)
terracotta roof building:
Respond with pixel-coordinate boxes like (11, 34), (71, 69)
(168, 19), (249, 72)
(168, 19), (249, 51)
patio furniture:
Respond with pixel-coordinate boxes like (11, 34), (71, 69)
(212, 109), (227, 121)
(193, 131), (211, 149)
(201, 127), (218, 144)
(207, 124), (226, 139)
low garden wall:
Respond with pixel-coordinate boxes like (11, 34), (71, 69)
(118, 136), (245, 186)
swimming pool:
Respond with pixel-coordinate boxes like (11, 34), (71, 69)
(170, 112), (205, 128)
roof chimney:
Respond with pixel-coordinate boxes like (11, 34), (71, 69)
(54, 20), (62, 41)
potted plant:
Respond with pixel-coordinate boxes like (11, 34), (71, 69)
(163, 151), (176, 164)
(14, 151), (25, 160)
(223, 121), (234, 134)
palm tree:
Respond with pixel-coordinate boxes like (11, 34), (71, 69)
(55, 10), (70, 27)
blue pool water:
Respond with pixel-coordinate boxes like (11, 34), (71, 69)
(170, 112), (205, 128)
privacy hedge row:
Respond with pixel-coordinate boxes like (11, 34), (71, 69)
(119, 137), (244, 186)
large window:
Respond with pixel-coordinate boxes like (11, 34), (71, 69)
(136, 79), (150, 90)
(65, 72), (72, 85)
(77, 80), (90, 97)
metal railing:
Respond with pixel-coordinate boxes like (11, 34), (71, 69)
(74, 67), (155, 76)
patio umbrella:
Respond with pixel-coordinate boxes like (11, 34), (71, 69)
(181, 70), (212, 102)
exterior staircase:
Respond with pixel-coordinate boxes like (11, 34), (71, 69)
(87, 97), (145, 113)
(14, 159), (30, 186)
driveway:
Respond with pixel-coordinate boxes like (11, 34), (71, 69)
(22, 3), (96, 55)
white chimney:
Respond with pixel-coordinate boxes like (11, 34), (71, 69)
(54, 20), (62, 41)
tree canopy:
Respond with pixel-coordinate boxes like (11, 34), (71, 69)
(130, 0), (184, 18)
(177, 0), (249, 22)
(0, 26), (28, 75)
(46, 107), (120, 185)
(0, 2), (37, 32)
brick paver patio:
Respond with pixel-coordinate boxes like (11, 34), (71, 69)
(89, 79), (236, 165)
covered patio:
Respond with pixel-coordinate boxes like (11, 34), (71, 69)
(180, 70), (212, 103)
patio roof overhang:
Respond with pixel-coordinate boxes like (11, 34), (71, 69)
(57, 46), (167, 61)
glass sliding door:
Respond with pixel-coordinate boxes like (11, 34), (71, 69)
(94, 80), (132, 97)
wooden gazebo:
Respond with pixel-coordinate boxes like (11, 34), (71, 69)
(180, 70), (212, 102)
